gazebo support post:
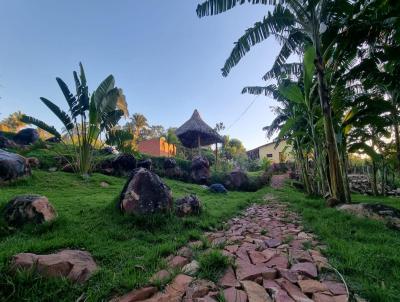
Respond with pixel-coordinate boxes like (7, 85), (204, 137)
(198, 135), (201, 156)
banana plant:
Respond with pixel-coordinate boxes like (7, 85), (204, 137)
(21, 63), (128, 177)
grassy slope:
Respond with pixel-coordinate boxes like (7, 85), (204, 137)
(271, 185), (400, 302)
(0, 170), (267, 302)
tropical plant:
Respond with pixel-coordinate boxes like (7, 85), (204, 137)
(21, 63), (127, 176)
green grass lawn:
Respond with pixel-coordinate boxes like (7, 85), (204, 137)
(270, 184), (400, 302)
(351, 193), (400, 210)
(0, 170), (268, 302)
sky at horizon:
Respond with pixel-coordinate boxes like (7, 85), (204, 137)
(0, 0), (285, 150)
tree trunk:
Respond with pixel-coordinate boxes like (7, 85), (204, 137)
(315, 53), (347, 202)
(295, 141), (313, 195)
(339, 144), (351, 202)
(371, 161), (378, 196)
(393, 122), (400, 173)
(309, 116), (329, 196)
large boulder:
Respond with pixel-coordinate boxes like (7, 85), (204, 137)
(337, 203), (400, 230)
(175, 194), (202, 216)
(190, 156), (210, 184)
(164, 158), (177, 169)
(0, 149), (31, 183)
(225, 169), (249, 190)
(13, 128), (39, 145)
(3, 195), (57, 226)
(137, 158), (152, 170)
(112, 153), (137, 176)
(11, 249), (97, 283)
(209, 183), (228, 193)
(163, 158), (183, 179)
(118, 168), (173, 215)
(0, 133), (18, 148)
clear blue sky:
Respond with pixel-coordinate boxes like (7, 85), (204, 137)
(0, 0), (282, 150)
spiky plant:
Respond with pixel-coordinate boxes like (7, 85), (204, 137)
(21, 63), (127, 177)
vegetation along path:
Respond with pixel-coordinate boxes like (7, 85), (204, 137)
(113, 194), (349, 302)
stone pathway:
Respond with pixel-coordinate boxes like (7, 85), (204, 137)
(112, 196), (349, 302)
(270, 174), (290, 189)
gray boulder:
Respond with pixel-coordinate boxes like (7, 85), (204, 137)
(13, 128), (39, 145)
(112, 153), (136, 176)
(0, 149), (31, 183)
(209, 183), (228, 193)
(3, 195), (57, 226)
(190, 156), (210, 184)
(175, 194), (202, 216)
(118, 168), (173, 215)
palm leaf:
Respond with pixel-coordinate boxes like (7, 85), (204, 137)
(93, 75), (115, 109)
(39, 97), (74, 131)
(56, 77), (77, 116)
(222, 5), (296, 76)
(262, 62), (302, 81)
(196, 0), (273, 17)
(20, 114), (61, 138)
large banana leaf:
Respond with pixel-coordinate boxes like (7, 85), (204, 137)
(20, 115), (61, 138)
(279, 83), (304, 104)
(39, 97), (74, 131)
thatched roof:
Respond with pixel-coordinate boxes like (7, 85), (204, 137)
(176, 109), (223, 148)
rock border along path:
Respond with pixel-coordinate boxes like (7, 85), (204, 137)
(112, 194), (349, 302)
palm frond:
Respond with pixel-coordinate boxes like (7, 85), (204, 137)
(222, 4), (296, 76)
(39, 97), (74, 131)
(265, 30), (306, 79)
(20, 114), (61, 138)
(262, 62), (302, 81)
(196, 0), (273, 17)
(56, 77), (77, 116)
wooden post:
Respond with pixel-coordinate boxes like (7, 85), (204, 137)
(198, 135), (201, 156)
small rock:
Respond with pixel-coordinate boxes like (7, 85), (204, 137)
(112, 286), (157, 302)
(177, 246), (193, 259)
(291, 262), (318, 278)
(182, 260), (199, 276)
(223, 287), (247, 302)
(265, 255), (289, 269)
(322, 281), (347, 296)
(298, 279), (328, 294)
(143, 274), (193, 302)
(241, 280), (272, 302)
(185, 279), (216, 299)
(265, 239), (281, 248)
(149, 269), (171, 284)
(11, 249), (97, 283)
(100, 181), (110, 187)
(219, 266), (240, 288)
(278, 279), (313, 302)
(168, 256), (189, 269)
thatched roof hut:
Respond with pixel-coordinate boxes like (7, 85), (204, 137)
(176, 109), (223, 149)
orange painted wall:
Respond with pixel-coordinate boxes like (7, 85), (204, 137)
(138, 138), (176, 157)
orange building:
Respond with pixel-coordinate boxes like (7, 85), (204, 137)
(137, 137), (176, 157)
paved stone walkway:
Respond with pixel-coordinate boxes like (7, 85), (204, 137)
(112, 195), (349, 302)
(270, 174), (290, 189)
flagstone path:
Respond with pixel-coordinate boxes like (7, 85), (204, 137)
(111, 195), (349, 302)
(271, 174), (290, 189)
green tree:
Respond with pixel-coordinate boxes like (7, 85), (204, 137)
(196, 0), (350, 201)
